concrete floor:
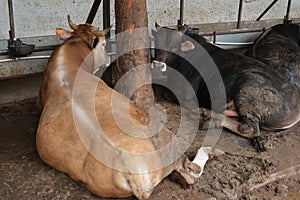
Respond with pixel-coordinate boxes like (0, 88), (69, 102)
(0, 73), (300, 200)
(0, 73), (42, 104)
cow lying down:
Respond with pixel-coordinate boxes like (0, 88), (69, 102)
(152, 24), (300, 152)
(36, 17), (196, 200)
(245, 23), (300, 90)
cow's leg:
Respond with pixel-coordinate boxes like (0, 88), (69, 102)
(202, 105), (271, 152)
(188, 107), (262, 177)
(198, 107), (258, 138)
(173, 155), (196, 185)
(150, 130), (196, 188)
(224, 100), (239, 117)
(232, 94), (262, 138)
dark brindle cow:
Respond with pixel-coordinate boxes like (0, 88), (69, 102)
(152, 25), (300, 151)
(245, 23), (300, 90)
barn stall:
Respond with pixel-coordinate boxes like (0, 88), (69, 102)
(0, 0), (300, 199)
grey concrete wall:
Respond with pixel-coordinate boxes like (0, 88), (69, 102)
(1, 0), (299, 39)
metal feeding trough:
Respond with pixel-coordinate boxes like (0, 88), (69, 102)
(8, 39), (35, 57)
(7, 0), (35, 58)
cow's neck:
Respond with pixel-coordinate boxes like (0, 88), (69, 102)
(44, 37), (94, 95)
(56, 38), (93, 72)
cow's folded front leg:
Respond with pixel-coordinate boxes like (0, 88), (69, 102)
(194, 108), (224, 129)
(173, 155), (196, 185)
(196, 107), (260, 139)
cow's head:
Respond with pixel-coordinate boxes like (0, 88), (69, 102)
(272, 23), (300, 46)
(56, 15), (111, 74)
(152, 23), (195, 72)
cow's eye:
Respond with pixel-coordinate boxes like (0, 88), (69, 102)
(93, 37), (99, 48)
(102, 42), (106, 47)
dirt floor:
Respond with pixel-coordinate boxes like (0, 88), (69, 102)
(0, 74), (300, 200)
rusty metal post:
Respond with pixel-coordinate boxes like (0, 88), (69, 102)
(237, 0), (243, 29)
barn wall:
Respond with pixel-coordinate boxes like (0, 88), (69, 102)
(0, 0), (299, 39)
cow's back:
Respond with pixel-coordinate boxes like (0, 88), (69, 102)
(245, 24), (300, 89)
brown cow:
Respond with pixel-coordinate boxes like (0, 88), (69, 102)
(36, 16), (195, 200)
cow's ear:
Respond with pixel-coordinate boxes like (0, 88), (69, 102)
(56, 28), (73, 40)
(181, 40), (195, 51)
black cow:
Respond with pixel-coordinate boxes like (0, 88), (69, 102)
(245, 23), (300, 90)
(152, 24), (300, 150)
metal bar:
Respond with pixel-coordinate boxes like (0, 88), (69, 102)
(0, 55), (50, 63)
(86, 0), (102, 24)
(285, 0), (292, 23)
(34, 45), (60, 51)
(199, 28), (264, 37)
(102, 0), (111, 72)
(103, 0), (110, 30)
(7, 0), (15, 40)
(212, 41), (254, 46)
(0, 50), (9, 55)
(0, 51), (116, 63)
(0, 45), (116, 56)
(237, 0), (243, 29)
(0, 26), (266, 57)
(180, 0), (184, 25)
(256, 0), (279, 21)
(177, 0), (184, 27)
(0, 44), (59, 55)
(213, 31), (216, 43)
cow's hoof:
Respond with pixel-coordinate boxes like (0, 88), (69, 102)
(169, 171), (192, 189)
(174, 156), (196, 186)
(176, 169), (196, 185)
(197, 108), (224, 129)
(238, 123), (253, 134)
(252, 136), (272, 152)
(187, 162), (202, 178)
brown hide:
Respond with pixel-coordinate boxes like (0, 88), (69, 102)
(36, 21), (194, 199)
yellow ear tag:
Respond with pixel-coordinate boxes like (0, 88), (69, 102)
(56, 29), (65, 36)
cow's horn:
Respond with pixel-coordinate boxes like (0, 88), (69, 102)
(94, 25), (113, 36)
(68, 15), (78, 30)
(104, 25), (113, 35)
